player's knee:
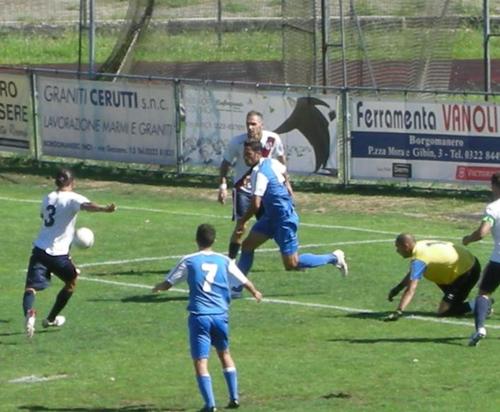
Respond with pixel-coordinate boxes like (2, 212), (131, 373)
(24, 287), (37, 294)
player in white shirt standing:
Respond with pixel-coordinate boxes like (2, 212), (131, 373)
(23, 168), (116, 338)
(218, 110), (286, 262)
(463, 172), (500, 346)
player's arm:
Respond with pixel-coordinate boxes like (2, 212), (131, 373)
(235, 195), (261, 235)
(81, 202), (116, 213)
(387, 273), (410, 301)
(228, 260), (262, 302)
(218, 159), (232, 204)
(152, 259), (187, 293)
(277, 154), (286, 165)
(152, 280), (173, 293)
(385, 260), (425, 321)
(284, 172), (294, 199)
(397, 278), (419, 312)
(243, 279), (263, 302)
(463, 217), (493, 245)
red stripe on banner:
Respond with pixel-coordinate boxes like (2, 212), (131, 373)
(455, 166), (500, 181)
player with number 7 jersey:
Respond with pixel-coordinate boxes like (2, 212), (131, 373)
(152, 223), (262, 412)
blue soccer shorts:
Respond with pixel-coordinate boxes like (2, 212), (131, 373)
(188, 313), (230, 359)
(25, 247), (78, 291)
(251, 212), (299, 256)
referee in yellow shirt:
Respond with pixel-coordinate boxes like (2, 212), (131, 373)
(385, 233), (481, 321)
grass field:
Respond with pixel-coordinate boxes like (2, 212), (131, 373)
(1, 170), (500, 411)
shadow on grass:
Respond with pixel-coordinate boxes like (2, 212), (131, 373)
(327, 336), (466, 346)
(19, 405), (185, 412)
(345, 310), (440, 320)
(86, 269), (170, 277)
(121, 294), (188, 303)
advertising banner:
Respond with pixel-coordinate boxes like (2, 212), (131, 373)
(350, 98), (500, 182)
(0, 73), (32, 153)
(36, 76), (176, 165)
(181, 84), (338, 175)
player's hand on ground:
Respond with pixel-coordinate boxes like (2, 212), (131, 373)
(384, 310), (403, 321)
(106, 203), (117, 212)
(253, 291), (263, 303)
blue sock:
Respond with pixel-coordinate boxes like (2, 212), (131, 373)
(237, 250), (254, 276)
(298, 253), (335, 269)
(22, 290), (36, 317)
(474, 295), (490, 329)
(196, 374), (215, 408)
(223, 367), (239, 402)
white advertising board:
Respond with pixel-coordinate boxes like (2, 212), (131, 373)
(0, 73), (32, 153)
(37, 77), (176, 165)
(350, 98), (500, 182)
(181, 84), (338, 175)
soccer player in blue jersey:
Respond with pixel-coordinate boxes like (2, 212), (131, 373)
(385, 234), (480, 321)
(218, 110), (286, 260)
(233, 139), (348, 292)
(152, 223), (262, 412)
(23, 168), (116, 338)
(463, 172), (500, 346)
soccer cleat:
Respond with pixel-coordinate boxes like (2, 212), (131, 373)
(25, 309), (36, 338)
(227, 399), (240, 409)
(42, 315), (66, 329)
(198, 407), (217, 412)
(468, 327), (487, 347)
(333, 250), (348, 277)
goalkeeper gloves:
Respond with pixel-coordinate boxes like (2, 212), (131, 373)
(388, 285), (404, 301)
(384, 309), (403, 322)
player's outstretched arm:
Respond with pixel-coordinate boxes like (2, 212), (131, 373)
(388, 273), (410, 301)
(244, 280), (262, 302)
(81, 202), (117, 213)
(152, 280), (172, 293)
(463, 220), (492, 246)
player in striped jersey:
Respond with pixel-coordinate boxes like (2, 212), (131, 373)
(218, 110), (286, 261)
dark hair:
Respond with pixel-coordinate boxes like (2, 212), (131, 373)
(247, 110), (263, 120)
(55, 168), (74, 189)
(491, 172), (500, 188)
(243, 138), (263, 153)
(196, 224), (216, 248)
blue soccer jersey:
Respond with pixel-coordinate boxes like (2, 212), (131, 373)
(165, 251), (248, 315)
(251, 158), (294, 219)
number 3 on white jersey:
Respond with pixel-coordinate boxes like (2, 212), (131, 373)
(201, 263), (218, 292)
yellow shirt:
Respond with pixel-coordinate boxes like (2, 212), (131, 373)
(411, 240), (475, 285)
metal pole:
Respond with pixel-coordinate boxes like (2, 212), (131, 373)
(217, 0), (222, 47)
(78, 0), (85, 77)
(340, 0), (349, 186)
(88, 0), (96, 78)
(321, 0), (329, 87)
(484, 0), (491, 99)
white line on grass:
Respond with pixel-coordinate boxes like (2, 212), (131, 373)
(78, 238), (393, 268)
(0, 195), (476, 240)
(79, 276), (500, 330)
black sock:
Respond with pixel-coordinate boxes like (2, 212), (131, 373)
(22, 290), (36, 317)
(228, 242), (241, 260)
(474, 295), (490, 329)
(47, 288), (73, 321)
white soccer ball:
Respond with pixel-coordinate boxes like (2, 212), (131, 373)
(73, 227), (94, 249)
